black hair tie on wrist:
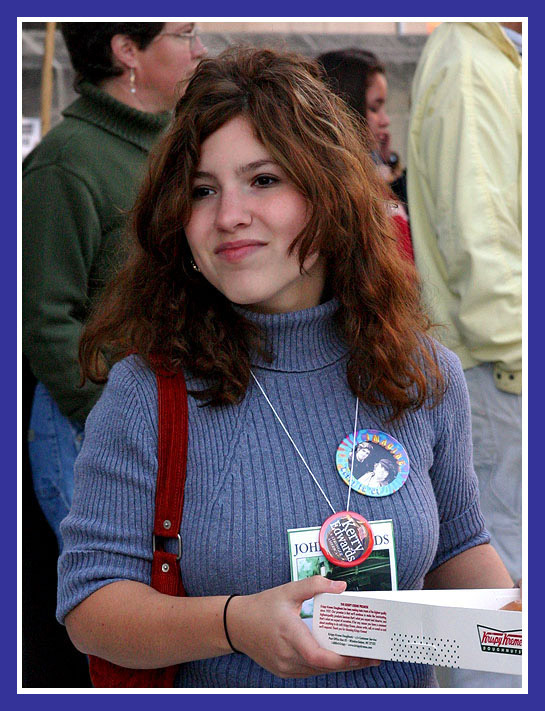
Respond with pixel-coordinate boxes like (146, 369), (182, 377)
(223, 594), (241, 654)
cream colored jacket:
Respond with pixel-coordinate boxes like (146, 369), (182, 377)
(407, 22), (522, 394)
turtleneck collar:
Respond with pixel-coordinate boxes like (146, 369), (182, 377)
(62, 81), (171, 153)
(233, 299), (347, 373)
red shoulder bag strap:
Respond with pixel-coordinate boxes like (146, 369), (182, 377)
(89, 370), (188, 688)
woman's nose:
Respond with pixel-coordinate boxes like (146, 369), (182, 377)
(191, 35), (207, 59)
(215, 191), (252, 232)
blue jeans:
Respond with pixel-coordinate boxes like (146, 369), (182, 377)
(28, 382), (84, 552)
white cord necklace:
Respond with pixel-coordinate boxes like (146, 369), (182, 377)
(250, 370), (374, 568)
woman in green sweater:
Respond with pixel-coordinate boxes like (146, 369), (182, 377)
(22, 22), (206, 549)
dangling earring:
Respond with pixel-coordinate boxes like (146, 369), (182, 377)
(129, 67), (136, 95)
(190, 257), (200, 273)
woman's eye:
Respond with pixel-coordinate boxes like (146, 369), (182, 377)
(192, 186), (214, 200)
(253, 175), (278, 187)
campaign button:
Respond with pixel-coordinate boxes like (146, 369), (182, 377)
(336, 429), (410, 497)
(319, 511), (373, 568)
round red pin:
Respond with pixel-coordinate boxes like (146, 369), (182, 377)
(319, 510), (374, 568)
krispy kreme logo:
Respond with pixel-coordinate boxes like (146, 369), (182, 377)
(477, 625), (522, 655)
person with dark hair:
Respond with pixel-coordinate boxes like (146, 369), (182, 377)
(353, 441), (372, 463)
(61, 23), (166, 84)
(57, 47), (514, 689)
(317, 50), (384, 140)
(23, 22), (207, 550)
(358, 458), (397, 488)
(317, 48), (413, 261)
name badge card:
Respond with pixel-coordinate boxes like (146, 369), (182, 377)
(287, 519), (398, 625)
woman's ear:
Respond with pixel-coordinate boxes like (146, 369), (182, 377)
(110, 33), (139, 71)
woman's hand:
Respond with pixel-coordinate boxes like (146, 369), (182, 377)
(226, 576), (381, 679)
(502, 579), (523, 611)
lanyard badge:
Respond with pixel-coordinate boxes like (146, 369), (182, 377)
(250, 371), (376, 569)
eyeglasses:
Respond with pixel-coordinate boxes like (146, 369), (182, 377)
(154, 27), (200, 49)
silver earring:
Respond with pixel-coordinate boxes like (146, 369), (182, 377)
(129, 67), (136, 94)
(190, 257), (200, 273)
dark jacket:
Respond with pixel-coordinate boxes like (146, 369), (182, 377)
(23, 81), (170, 422)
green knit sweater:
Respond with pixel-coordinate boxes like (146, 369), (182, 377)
(23, 82), (170, 422)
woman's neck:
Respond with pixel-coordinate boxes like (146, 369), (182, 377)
(98, 75), (162, 115)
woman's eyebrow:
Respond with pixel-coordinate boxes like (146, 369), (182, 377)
(193, 160), (278, 181)
(193, 170), (215, 180)
(235, 159), (277, 176)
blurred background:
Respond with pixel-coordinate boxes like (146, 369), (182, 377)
(21, 21), (438, 162)
(20, 20), (436, 688)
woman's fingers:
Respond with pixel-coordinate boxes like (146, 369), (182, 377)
(279, 577), (382, 675)
(284, 575), (346, 606)
(290, 616), (381, 673)
(501, 579), (523, 611)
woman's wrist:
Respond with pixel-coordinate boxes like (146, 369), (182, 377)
(223, 594), (242, 654)
(222, 592), (250, 657)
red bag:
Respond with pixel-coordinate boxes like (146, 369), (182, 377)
(89, 369), (188, 687)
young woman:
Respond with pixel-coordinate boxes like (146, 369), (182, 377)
(317, 48), (413, 261)
(57, 47), (513, 688)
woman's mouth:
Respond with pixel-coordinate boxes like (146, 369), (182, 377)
(214, 240), (266, 263)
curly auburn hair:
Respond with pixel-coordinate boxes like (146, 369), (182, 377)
(80, 46), (443, 420)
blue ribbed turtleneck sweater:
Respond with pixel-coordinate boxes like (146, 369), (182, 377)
(57, 299), (489, 687)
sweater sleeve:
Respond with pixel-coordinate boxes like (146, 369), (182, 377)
(428, 348), (490, 571)
(22, 163), (104, 422)
(56, 357), (158, 624)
